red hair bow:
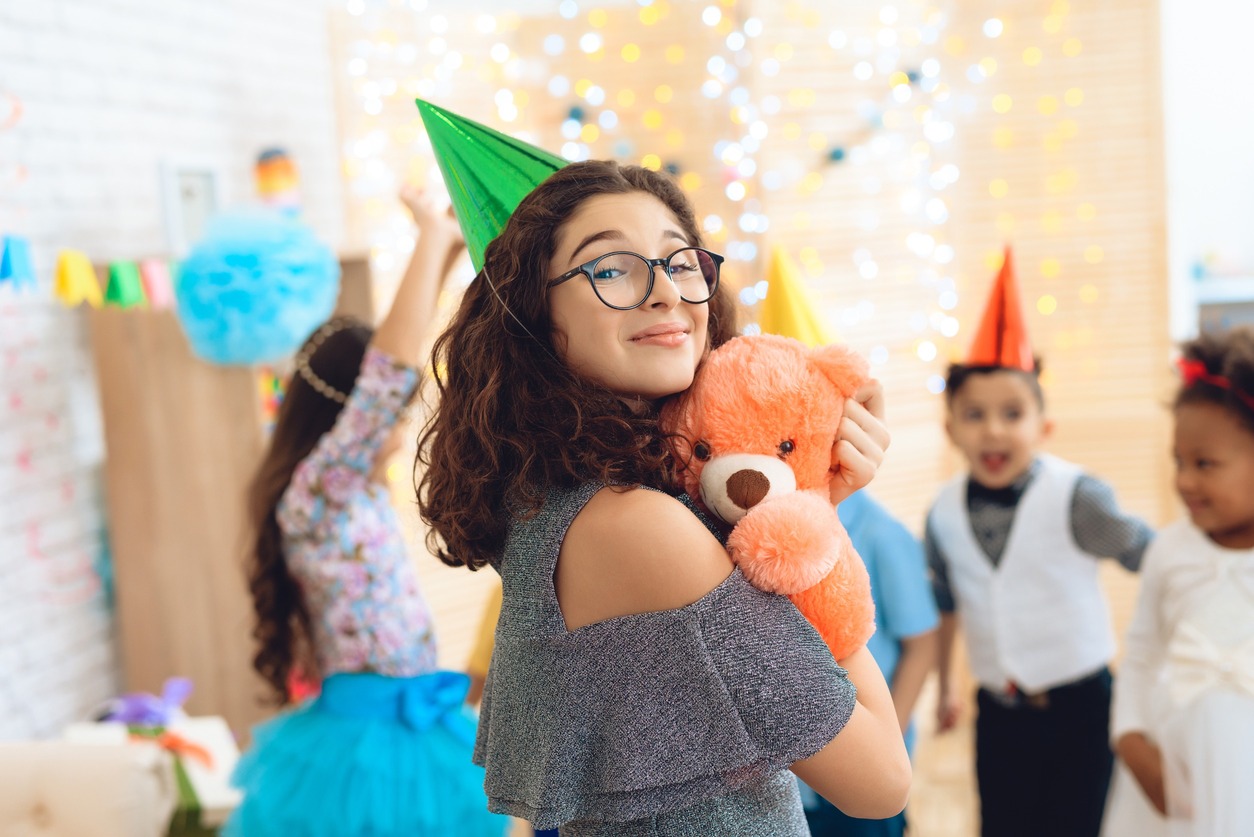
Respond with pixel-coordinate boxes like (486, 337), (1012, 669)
(1177, 357), (1254, 411)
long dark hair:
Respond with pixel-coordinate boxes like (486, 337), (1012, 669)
(246, 318), (372, 702)
(417, 161), (738, 571)
(1176, 326), (1254, 432)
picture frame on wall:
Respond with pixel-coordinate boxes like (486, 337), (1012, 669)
(160, 158), (228, 257)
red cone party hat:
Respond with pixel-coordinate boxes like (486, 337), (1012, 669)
(966, 246), (1034, 371)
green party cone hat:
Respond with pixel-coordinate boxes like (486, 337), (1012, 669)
(416, 100), (567, 272)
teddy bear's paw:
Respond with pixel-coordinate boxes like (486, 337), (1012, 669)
(726, 492), (840, 595)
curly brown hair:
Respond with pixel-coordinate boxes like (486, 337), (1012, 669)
(246, 318), (373, 703)
(417, 161), (738, 571)
(1176, 326), (1254, 432)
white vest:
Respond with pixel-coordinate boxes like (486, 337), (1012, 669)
(929, 454), (1115, 693)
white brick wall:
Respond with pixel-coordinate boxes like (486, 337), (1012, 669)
(0, 0), (344, 740)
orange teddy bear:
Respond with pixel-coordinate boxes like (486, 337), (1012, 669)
(663, 334), (877, 661)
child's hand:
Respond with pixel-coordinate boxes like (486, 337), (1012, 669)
(399, 184), (465, 253)
(1116, 732), (1168, 816)
(829, 380), (890, 506)
(935, 688), (962, 733)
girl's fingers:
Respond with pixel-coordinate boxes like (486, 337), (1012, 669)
(829, 391), (890, 504)
(844, 397), (890, 454)
(830, 439), (875, 505)
(852, 379), (886, 422)
(837, 413), (885, 470)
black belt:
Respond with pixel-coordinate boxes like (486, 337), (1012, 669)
(981, 667), (1109, 711)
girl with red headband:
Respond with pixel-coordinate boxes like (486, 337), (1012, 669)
(1107, 326), (1254, 836)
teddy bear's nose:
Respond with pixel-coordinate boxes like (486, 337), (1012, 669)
(726, 469), (770, 509)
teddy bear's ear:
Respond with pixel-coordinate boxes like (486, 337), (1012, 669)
(809, 343), (870, 397)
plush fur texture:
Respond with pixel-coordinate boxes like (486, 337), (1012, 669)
(663, 334), (877, 661)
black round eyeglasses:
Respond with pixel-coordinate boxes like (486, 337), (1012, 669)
(546, 247), (724, 310)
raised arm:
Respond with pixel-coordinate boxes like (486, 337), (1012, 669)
(371, 185), (465, 366)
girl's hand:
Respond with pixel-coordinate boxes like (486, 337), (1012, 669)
(399, 184), (465, 254)
(829, 380), (890, 506)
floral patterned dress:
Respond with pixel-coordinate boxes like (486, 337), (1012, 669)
(277, 346), (437, 678)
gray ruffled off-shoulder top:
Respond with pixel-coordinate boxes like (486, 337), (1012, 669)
(475, 483), (858, 834)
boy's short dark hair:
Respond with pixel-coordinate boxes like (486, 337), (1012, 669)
(944, 359), (1046, 408)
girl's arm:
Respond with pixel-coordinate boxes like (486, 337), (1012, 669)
(1115, 733), (1167, 816)
(791, 646), (912, 818)
(371, 186), (465, 367)
(1112, 539), (1169, 815)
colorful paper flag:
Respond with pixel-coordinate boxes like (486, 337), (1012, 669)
(105, 261), (147, 308)
(139, 259), (175, 309)
(0, 235), (36, 290)
(54, 250), (103, 308)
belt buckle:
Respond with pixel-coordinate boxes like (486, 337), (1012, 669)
(1007, 682), (1050, 710)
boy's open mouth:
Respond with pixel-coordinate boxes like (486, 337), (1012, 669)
(980, 452), (1010, 472)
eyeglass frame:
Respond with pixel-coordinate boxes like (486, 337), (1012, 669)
(545, 246), (725, 311)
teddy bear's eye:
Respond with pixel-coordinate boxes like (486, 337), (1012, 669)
(693, 441), (712, 461)
(778, 440), (795, 458)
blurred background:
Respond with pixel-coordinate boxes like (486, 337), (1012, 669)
(1, 0), (1251, 832)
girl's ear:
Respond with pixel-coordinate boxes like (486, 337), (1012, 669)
(808, 344), (870, 398)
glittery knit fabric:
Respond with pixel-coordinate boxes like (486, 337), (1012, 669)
(475, 483), (858, 832)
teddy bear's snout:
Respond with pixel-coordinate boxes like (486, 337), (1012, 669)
(726, 469), (770, 510)
(698, 453), (799, 524)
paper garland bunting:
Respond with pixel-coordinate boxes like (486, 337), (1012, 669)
(4, 241), (178, 310)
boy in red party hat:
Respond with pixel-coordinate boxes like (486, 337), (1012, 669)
(926, 247), (1152, 837)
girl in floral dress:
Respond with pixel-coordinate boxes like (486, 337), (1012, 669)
(225, 187), (507, 837)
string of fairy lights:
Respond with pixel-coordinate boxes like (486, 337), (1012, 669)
(335, 0), (1102, 392)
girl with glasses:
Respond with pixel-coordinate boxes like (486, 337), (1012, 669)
(418, 155), (910, 835)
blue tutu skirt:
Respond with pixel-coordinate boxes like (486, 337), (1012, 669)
(224, 671), (509, 837)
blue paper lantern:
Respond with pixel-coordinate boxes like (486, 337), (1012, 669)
(175, 209), (340, 365)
